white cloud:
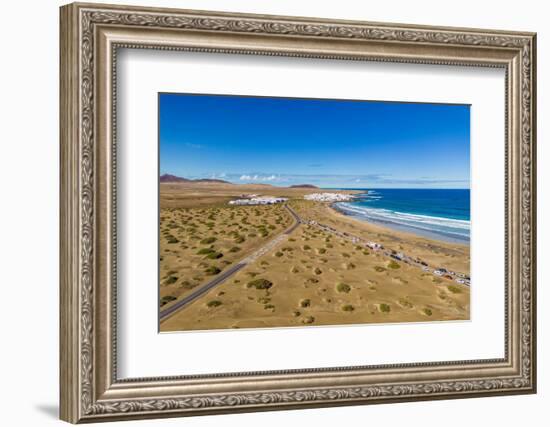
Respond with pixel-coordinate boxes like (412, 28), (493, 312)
(239, 174), (282, 182)
(210, 172), (227, 179)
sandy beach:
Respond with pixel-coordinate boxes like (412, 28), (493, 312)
(159, 182), (470, 332)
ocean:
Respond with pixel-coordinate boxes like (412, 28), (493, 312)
(333, 188), (470, 244)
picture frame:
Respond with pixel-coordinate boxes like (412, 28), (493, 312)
(60, 2), (537, 423)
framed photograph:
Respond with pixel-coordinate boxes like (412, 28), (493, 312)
(60, 2), (537, 423)
(157, 94), (473, 331)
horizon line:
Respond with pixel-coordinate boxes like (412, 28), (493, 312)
(160, 173), (470, 190)
(160, 177), (469, 190)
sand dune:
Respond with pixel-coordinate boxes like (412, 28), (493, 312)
(159, 183), (469, 332)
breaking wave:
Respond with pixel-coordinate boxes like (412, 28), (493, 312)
(335, 202), (470, 243)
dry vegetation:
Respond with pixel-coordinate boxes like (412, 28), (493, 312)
(159, 202), (292, 308)
(160, 185), (470, 332)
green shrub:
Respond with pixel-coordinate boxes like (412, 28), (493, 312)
(247, 279), (273, 290)
(422, 308), (433, 316)
(200, 237), (216, 244)
(166, 236), (179, 244)
(160, 295), (177, 306)
(275, 251), (284, 257)
(336, 283), (351, 293)
(318, 248), (326, 254)
(264, 304), (275, 310)
(300, 299), (311, 308)
(197, 247), (215, 255)
(303, 245), (311, 250)
(206, 300), (223, 308)
(388, 260), (400, 269)
(379, 303), (391, 313)
(205, 266), (221, 275)
(314, 267), (322, 275)
(206, 251), (223, 259)
(342, 304), (355, 312)
(229, 246), (241, 253)
(342, 252), (350, 258)
(164, 276), (178, 285)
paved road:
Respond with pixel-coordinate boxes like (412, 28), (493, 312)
(159, 204), (301, 323)
(159, 262), (247, 322)
(284, 204), (302, 234)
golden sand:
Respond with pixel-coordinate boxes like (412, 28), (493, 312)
(159, 183), (470, 332)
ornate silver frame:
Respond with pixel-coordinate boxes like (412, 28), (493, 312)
(60, 2), (537, 423)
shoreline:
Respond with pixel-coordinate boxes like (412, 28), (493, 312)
(292, 199), (470, 271)
(330, 200), (470, 246)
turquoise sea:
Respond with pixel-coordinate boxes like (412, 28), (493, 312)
(333, 188), (470, 244)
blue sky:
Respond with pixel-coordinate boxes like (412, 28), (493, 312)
(159, 93), (470, 189)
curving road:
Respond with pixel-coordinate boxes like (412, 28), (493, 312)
(159, 204), (301, 323)
(284, 204), (302, 234)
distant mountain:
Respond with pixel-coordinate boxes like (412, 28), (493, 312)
(159, 174), (231, 184)
(159, 174), (190, 183)
(289, 184), (319, 189)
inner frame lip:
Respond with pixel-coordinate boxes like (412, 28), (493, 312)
(107, 42), (512, 385)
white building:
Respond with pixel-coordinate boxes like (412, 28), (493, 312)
(304, 193), (355, 202)
(228, 196), (288, 206)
